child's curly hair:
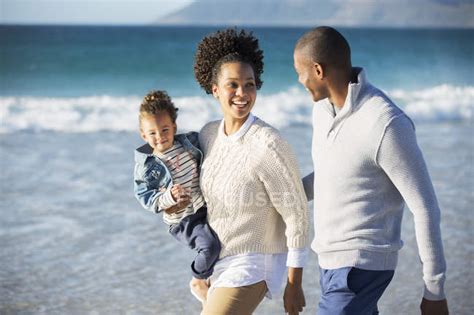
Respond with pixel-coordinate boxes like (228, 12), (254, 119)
(194, 28), (264, 94)
(139, 90), (178, 124)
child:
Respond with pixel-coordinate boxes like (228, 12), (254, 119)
(133, 90), (220, 302)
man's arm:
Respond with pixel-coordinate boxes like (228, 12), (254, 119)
(376, 114), (448, 314)
(302, 172), (314, 201)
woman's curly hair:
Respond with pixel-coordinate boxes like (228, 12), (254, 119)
(194, 28), (264, 94)
(139, 90), (178, 124)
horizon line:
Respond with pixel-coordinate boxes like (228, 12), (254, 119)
(1, 22), (473, 30)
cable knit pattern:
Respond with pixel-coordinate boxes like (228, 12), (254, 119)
(199, 118), (309, 259)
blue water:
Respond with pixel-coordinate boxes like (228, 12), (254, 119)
(0, 26), (473, 314)
(1, 26), (472, 133)
(1, 26), (473, 97)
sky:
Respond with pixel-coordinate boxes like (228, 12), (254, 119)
(0, 0), (194, 25)
(1, 0), (472, 26)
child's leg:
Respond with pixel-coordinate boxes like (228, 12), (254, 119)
(169, 207), (221, 279)
(187, 215), (220, 279)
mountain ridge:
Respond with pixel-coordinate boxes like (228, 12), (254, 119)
(156, 0), (474, 28)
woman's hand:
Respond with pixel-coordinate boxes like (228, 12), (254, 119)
(170, 184), (191, 202)
(420, 298), (449, 315)
(163, 198), (191, 214)
(164, 185), (192, 214)
(283, 267), (306, 315)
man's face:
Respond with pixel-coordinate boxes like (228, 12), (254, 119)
(293, 50), (327, 103)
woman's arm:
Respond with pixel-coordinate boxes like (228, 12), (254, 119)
(258, 133), (310, 314)
(284, 247), (309, 314)
(258, 135), (309, 249)
(284, 267), (305, 315)
(161, 197), (191, 214)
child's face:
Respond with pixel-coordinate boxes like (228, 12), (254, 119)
(140, 112), (176, 153)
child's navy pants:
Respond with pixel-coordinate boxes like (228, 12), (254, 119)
(169, 207), (220, 279)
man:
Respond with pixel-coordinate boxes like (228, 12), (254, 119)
(294, 26), (449, 315)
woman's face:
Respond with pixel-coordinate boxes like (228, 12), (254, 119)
(212, 62), (257, 122)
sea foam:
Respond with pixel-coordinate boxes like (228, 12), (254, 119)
(0, 85), (472, 133)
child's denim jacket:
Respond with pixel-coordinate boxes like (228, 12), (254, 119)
(134, 132), (202, 213)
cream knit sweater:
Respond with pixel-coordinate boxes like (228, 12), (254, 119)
(199, 118), (309, 259)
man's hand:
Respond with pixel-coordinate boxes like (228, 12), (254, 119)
(283, 268), (306, 315)
(420, 298), (449, 315)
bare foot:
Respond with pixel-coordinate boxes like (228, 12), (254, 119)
(190, 278), (209, 303)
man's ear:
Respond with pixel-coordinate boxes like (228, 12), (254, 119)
(314, 62), (324, 79)
(212, 84), (219, 99)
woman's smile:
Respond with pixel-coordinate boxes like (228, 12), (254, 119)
(212, 62), (257, 128)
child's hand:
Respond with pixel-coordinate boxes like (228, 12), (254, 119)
(170, 184), (191, 203)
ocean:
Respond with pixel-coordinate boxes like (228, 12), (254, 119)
(0, 25), (473, 314)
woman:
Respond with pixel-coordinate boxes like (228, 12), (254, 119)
(193, 29), (309, 315)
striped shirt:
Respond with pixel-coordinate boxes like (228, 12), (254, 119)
(156, 141), (205, 225)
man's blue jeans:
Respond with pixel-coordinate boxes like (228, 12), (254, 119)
(318, 267), (394, 315)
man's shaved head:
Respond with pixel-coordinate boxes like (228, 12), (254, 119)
(295, 26), (352, 72)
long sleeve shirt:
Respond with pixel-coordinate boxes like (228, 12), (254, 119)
(308, 67), (446, 300)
